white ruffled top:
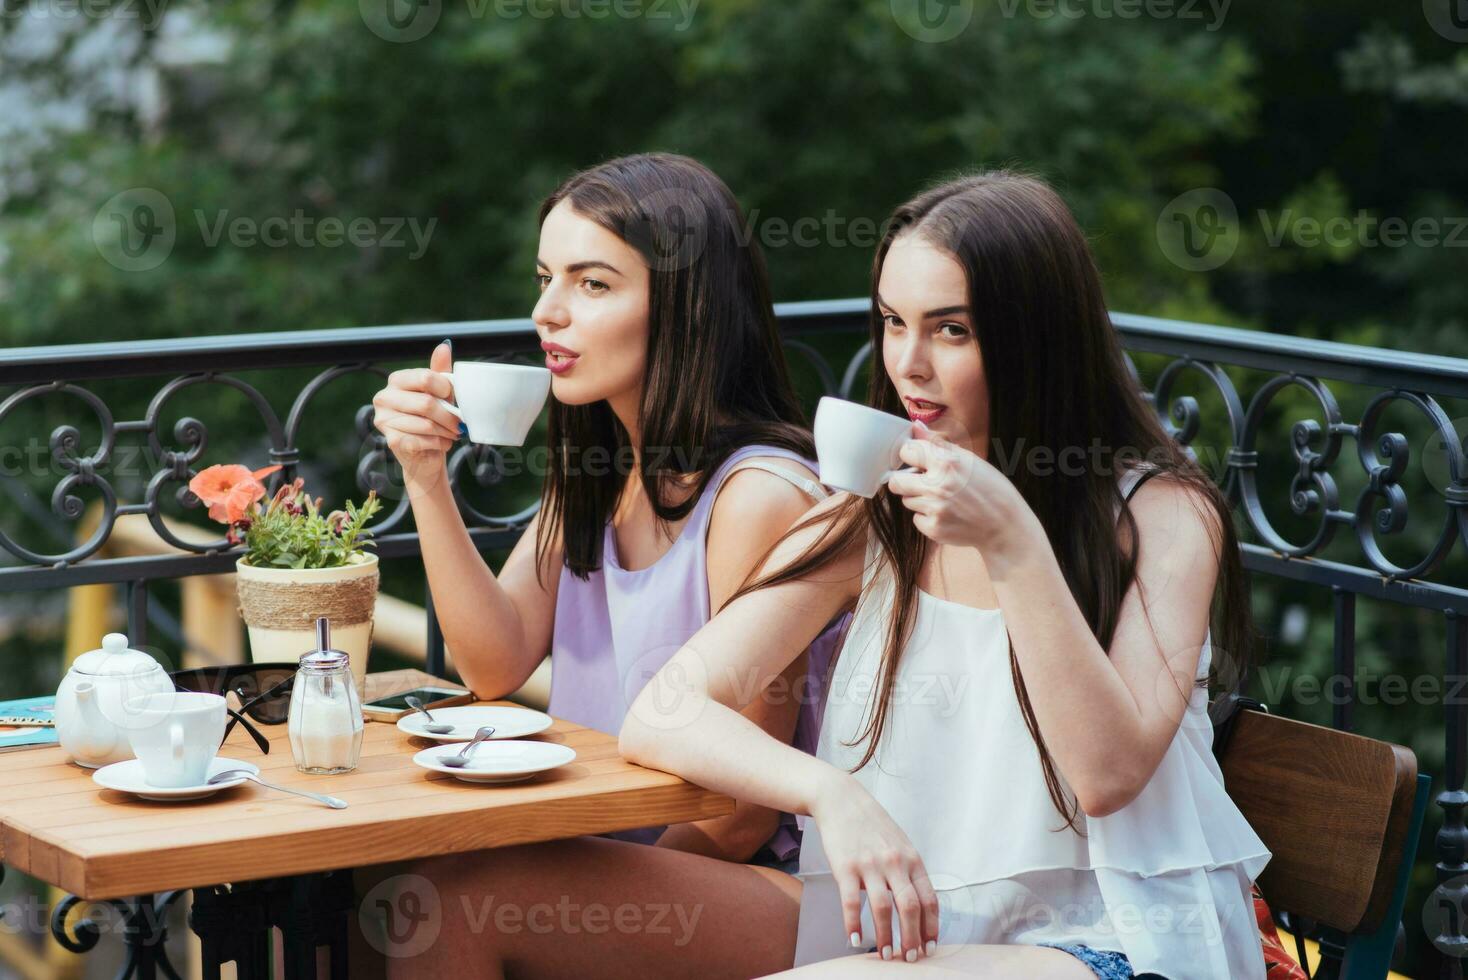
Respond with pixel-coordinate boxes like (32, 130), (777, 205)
(793, 474), (1272, 979)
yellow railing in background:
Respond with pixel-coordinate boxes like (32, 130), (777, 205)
(0, 500), (1424, 979)
(0, 503), (550, 980)
(61, 502), (551, 704)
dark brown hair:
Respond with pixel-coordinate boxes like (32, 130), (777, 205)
(534, 153), (814, 581)
(732, 171), (1252, 831)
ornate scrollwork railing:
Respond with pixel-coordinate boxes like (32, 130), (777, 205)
(4, 299), (1468, 973)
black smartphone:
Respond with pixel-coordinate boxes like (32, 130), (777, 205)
(361, 686), (473, 722)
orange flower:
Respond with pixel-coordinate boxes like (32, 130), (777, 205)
(188, 464), (282, 525)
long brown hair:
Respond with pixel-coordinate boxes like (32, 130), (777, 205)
(732, 171), (1252, 831)
(534, 153), (814, 581)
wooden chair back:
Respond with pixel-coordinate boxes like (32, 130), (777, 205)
(1216, 707), (1419, 935)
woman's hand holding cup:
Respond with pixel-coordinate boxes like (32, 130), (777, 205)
(887, 421), (1041, 567)
(370, 340), (464, 488)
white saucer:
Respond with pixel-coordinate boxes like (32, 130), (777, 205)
(397, 705), (553, 743)
(92, 757), (260, 801)
(412, 740), (575, 784)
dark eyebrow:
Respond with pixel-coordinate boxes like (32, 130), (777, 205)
(536, 258), (623, 277)
(923, 305), (971, 319)
(875, 293), (969, 320)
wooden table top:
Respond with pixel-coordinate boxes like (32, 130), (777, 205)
(0, 669), (733, 900)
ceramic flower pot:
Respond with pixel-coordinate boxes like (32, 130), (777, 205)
(235, 553), (378, 699)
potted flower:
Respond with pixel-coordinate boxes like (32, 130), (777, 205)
(189, 464), (382, 698)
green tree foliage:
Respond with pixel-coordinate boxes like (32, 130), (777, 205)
(1, 2), (1466, 969)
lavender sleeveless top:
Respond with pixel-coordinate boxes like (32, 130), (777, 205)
(548, 443), (844, 860)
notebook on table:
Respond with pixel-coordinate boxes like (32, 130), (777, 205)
(0, 695), (57, 754)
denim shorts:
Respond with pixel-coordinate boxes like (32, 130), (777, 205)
(1038, 942), (1136, 979)
(748, 843), (801, 876)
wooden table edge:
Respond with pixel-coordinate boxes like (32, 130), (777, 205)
(46, 781), (733, 899)
(0, 669), (738, 900)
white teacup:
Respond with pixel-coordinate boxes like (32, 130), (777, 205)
(813, 396), (915, 498)
(436, 361), (552, 446)
(124, 691), (227, 788)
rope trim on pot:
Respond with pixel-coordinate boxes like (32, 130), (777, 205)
(237, 573), (378, 630)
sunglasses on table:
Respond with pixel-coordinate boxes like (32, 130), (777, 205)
(169, 663), (296, 755)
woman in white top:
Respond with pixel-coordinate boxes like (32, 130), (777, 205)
(621, 171), (1272, 978)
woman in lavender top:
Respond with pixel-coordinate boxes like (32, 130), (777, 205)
(368, 154), (840, 975)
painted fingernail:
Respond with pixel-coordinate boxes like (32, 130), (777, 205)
(849, 932), (861, 948)
(926, 940), (936, 956)
(442, 337), (453, 351)
(881, 946), (892, 960)
(905, 948), (917, 962)
(458, 422), (468, 437)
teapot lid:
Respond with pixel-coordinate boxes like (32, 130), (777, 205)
(71, 633), (164, 677)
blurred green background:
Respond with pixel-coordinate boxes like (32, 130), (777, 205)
(1, 0), (1466, 974)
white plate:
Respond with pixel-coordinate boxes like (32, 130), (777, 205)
(92, 757), (260, 801)
(412, 740), (576, 784)
(396, 705), (553, 742)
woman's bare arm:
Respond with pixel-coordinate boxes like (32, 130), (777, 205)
(986, 476), (1221, 816)
(372, 343), (560, 699)
(622, 495), (943, 959)
(621, 492), (865, 830)
(410, 473), (560, 699)
(650, 462), (824, 862)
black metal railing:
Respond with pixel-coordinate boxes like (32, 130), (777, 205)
(2, 297), (1467, 975)
(1112, 311), (1468, 977)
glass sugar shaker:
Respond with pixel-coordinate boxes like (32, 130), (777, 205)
(287, 616), (364, 775)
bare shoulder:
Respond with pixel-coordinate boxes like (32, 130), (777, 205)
(759, 490), (867, 594)
(1124, 471), (1227, 571)
(715, 455), (821, 497)
(708, 455), (823, 534)
(710, 457), (864, 597)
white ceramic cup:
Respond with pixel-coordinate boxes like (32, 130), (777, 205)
(813, 396), (916, 498)
(436, 361), (552, 446)
(123, 691), (227, 788)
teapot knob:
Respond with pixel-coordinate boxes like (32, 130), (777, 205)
(102, 633), (129, 654)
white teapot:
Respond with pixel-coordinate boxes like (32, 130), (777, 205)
(54, 633), (174, 768)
